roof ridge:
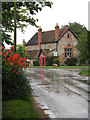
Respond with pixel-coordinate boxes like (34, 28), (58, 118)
(42, 29), (55, 33)
(42, 27), (69, 33)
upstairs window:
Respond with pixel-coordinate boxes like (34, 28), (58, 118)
(65, 48), (72, 58)
(67, 34), (69, 38)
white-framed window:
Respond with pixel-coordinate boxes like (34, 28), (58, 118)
(53, 51), (58, 56)
(65, 48), (72, 58)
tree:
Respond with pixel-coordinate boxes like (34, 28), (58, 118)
(16, 44), (29, 58)
(87, 31), (90, 64)
(2, 1), (53, 46)
(62, 22), (88, 38)
(62, 22), (88, 64)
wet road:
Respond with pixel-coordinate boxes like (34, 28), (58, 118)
(26, 68), (88, 118)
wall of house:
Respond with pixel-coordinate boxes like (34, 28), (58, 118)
(25, 43), (56, 51)
(57, 30), (79, 65)
(41, 43), (56, 51)
(25, 45), (38, 50)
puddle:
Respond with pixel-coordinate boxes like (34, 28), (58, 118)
(26, 68), (88, 118)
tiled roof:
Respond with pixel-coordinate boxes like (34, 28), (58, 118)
(27, 50), (39, 59)
(25, 27), (77, 46)
(27, 49), (49, 59)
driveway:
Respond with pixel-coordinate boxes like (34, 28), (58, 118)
(26, 68), (88, 118)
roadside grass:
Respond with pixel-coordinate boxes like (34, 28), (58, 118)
(2, 97), (40, 119)
(29, 66), (89, 68)
(79, 70), (90, 76)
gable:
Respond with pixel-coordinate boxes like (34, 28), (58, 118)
(56, 28), (78, 42)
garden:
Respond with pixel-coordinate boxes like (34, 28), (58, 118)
(2, 46), (41, 119)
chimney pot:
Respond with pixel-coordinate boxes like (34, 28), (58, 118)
(38, 26), (42, 31)
(56, 23), (59, 27)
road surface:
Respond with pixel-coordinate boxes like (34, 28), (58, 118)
(26, 68), (89, 118)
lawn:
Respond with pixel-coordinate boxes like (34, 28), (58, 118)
(2, 97), (40, 119)
(80, 70), (90, 76)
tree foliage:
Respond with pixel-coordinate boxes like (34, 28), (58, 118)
(88, 31), (90, 64)
(2, 1), (53, 46)
(16, 44), (29, 58)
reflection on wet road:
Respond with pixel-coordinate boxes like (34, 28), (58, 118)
(26, 68), (88, 118)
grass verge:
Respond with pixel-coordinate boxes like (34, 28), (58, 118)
(29, 66), (89, 68)
(2, 97), (40, 119)
(79, 70), (90, 76)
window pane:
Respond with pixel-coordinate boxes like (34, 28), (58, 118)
(65, 48), (72, 58)
(70, 48), (72, 51)
(70, 53), (71, 57)
(65, 53), (67, 57)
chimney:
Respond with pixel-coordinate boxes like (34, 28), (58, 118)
(55, 23), (59, 40)
(38, 26), (42, 50)
(23, 39), (26, 45)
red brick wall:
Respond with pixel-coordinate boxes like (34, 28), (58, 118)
(55, 25), (59, 40)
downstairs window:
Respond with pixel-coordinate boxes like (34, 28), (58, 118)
(65, 48), (72, 58)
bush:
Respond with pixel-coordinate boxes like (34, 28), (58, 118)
(33, 60), (40, 66)
(53, 58), (60, 66)
(2, 46), (31, 101)
(65, 57), (78, 66)
(46, 56), (55, 66)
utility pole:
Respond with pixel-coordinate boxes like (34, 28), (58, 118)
(14, 0), (17, 52)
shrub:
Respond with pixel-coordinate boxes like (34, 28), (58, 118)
(53, 58), (60, 66)
(2, 46), (31, 101)
(65, 57), (78, 66)
(46, 56), (55, 66)
(33, 60), (40, 66)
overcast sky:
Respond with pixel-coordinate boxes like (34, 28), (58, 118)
(7, 0), (89, 48)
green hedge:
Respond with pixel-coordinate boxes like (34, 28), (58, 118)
(33, 60), (40, 66)
(65, 57), (78, 66)
(46, 56), (55, 66)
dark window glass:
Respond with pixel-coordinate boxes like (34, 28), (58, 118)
(68, 34), (69, 38)
(68, 44), (70, 47)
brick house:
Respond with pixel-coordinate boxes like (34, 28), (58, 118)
(24, 23), (78, 65)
